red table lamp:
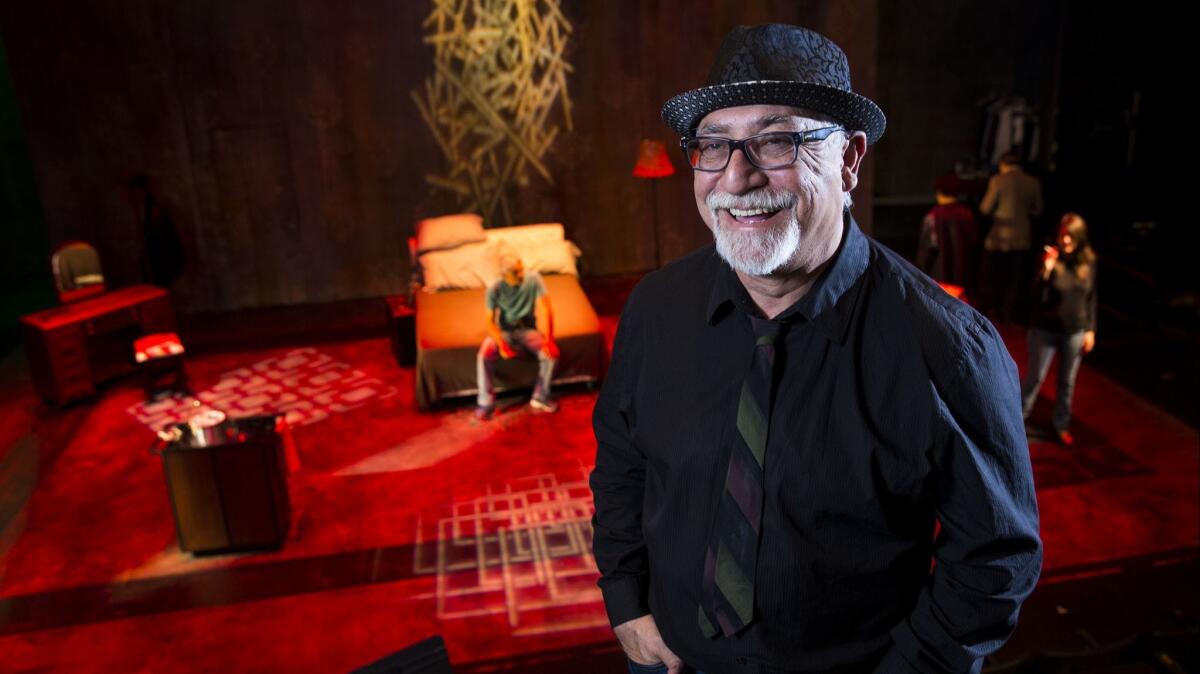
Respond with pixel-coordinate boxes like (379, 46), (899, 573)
(633, 139), (675, 178)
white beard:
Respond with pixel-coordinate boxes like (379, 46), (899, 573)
(707, 188), (801, 276)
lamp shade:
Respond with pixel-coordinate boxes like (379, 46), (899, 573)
(939, 282), (966, 301)
(633, 139), (675, 178)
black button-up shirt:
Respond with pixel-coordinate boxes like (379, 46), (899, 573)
(590, 216), (1042, 673)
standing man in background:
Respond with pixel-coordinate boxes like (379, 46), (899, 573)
(979, 151), (1044, 325)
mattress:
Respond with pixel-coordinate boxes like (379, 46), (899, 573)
(413, 274), (606, 409)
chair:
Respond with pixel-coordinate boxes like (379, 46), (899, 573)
(51, 241), (106, 304)
(134, 332), (188, 400)
(49, 241), (187, 399)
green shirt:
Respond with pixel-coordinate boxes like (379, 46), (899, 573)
(486, 271), (545, 330)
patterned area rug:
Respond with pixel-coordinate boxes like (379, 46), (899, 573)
(125, 347), (398, 432)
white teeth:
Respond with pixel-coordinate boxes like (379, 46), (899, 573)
(729, 207), (774, 217)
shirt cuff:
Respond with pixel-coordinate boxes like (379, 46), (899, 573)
(599, 574), (650, 628)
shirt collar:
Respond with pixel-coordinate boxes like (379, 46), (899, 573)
(706, 209), (870, 343)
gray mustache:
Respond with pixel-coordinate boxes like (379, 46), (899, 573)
(706, 189), (796, 212)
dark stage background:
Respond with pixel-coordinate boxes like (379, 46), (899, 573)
(0, 0), (1183, 323)
(0, 3), (1195, 671)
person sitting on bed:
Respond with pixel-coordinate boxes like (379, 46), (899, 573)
(476, 253), (560, 419)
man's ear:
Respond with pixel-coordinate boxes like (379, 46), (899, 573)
(841, 131), (868, 192)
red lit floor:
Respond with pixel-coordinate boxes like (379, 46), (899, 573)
(0, 321), (1195, 673)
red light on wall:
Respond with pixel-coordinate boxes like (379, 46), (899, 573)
(632, 139), (675, 178)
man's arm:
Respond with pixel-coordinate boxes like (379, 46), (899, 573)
(537, 294), (559, 360)
(590, 287), (681, 671)
(916, 213), (938, 274)
(484, 308), (515, 359)
(483, 283), (515, 359)
(979, 176), (999, 216)
(876, 321), (1043, 674)
(590, 286), (649, 625)
(1086, 267), (1098, 333)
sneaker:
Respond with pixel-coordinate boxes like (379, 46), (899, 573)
(475, 405), (495, 420)
(529, 397), (558, 413)
(1055, 429), (1074, 446)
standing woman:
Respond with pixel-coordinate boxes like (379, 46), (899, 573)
(1021, 213), (1098, 445)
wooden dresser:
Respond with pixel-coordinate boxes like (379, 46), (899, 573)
(21, 285), (176, 405)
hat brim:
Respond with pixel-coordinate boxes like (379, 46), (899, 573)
(662, 80), (886, 145)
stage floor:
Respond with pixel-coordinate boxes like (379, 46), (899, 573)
(0, 315), (1195, 672)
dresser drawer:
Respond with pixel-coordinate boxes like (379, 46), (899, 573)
(85, 307), (138, 336)
(44, 325), (86, 353)
(49, 341), (83, 361)
(50, 351), (89, 380)
(53, 366), (92, 392)
(54, 379), (95, 405)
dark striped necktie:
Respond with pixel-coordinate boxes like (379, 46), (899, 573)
(699, 315), (783, 638)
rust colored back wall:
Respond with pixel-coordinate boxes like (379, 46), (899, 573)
(0, 0), (878, 313)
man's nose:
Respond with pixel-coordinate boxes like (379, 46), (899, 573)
(719, 146), (768, 194)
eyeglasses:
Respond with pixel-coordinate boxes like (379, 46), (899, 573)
(681, 127), (846, 172)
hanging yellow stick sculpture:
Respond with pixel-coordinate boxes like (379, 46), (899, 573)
(413, 0), (573, 226)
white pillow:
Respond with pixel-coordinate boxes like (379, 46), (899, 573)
(415, 213), (486, 254)
(484, 223), (564, 251)
(485, 224), (578, 275)
(524, 240), (581, 276)
(419, 241), (500, 290)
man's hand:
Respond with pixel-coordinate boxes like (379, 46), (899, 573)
(499, 341), (517, 359)
(1082, 330), (1095, 354)
(613, 615), (683, 673)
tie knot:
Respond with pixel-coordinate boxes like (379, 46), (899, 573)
(748, 316), (783, 345)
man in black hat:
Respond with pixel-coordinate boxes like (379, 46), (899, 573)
(590, 24), (1041, 674)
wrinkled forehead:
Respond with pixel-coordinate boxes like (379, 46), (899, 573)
(695, 104), (839, 136)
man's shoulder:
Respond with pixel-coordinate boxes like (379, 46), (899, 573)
(625, 244), (720, 310)
(524, 271), (546, 290)
(864, 239), (1003, 376)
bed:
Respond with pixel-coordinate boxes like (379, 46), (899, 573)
(410, 215), (607, 409)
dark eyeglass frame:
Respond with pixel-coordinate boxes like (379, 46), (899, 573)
(680, 126), (847, 172)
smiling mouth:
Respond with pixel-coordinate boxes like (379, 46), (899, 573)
(726, 207), (783, 225)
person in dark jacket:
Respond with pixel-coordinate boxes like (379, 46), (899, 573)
(917, 174), (978, 289)
(592, 23), (1042, 674)
(1020, 212), (1098, 445)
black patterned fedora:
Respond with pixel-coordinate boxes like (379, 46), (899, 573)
(661, 24), (886, 145)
